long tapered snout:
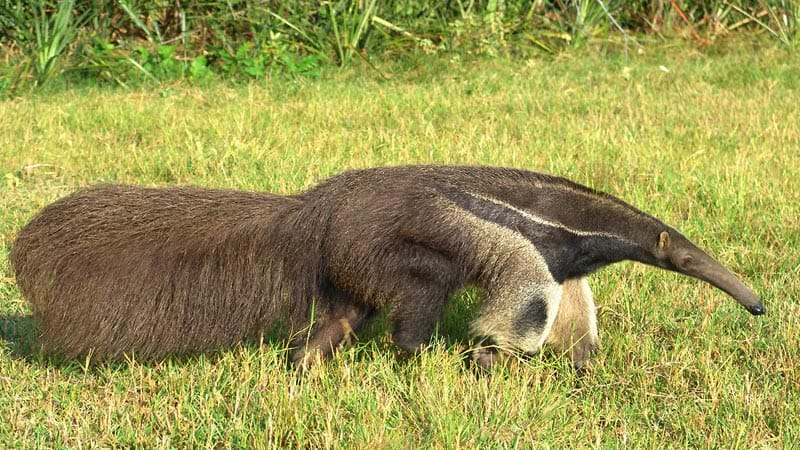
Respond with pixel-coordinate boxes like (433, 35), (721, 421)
(668, 239), (765, 315)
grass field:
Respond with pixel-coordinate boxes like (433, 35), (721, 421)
(1, 45), (799, 448)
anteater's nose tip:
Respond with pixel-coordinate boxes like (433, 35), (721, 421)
(747, 303), (766, 316)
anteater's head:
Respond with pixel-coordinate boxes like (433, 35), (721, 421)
(652, 230), (765, 316)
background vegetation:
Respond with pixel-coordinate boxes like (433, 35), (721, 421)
(1, 0), (799, 448)
(1, 0), (799, 93)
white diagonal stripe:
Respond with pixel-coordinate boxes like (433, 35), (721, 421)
(467, 192), (635, 245)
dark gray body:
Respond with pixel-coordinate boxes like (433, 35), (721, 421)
(10, 165), (764, 368)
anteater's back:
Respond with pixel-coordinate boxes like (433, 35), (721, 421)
(11, 185), (304, 360)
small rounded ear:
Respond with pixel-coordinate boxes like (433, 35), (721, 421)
(658, 231), (670, 250)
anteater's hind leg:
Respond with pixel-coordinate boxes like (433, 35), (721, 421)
(544, 277), (599, 370)
(387, 246), (461, 355)
(389, 282), (453, 354)
(291, 298), (374, 368)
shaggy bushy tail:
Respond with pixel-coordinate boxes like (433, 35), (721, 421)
(10, 185), (319, 360)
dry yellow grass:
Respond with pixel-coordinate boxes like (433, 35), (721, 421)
(1, 47), (798, 448)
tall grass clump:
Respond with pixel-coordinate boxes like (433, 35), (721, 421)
(728, 0), (800, 47)
(271, 0), (379, 66)
(0, 0), (88, 89)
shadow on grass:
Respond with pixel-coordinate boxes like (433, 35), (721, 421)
(0, 310), (584, 384)
(0, 312), (41, 360)
(0, 311), (297, 370)
(0, 288), (553, 374)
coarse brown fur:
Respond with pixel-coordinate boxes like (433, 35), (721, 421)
(10, 165), (764, 369)
(11, 185), (316, 360)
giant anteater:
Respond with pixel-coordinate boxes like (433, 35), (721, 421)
(10, 165), (764, 369)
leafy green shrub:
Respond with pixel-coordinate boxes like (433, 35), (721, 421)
(0, 0), (798, 90)
(215, 41), (270, 79)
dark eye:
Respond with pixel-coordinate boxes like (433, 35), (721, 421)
(679, 255), (694, 269)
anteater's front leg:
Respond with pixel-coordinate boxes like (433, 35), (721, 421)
(544, 277), (599, 370)
(469, 281), (563, 369)
(466, 239), (564, 370)
(423, 199), (566, 370)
